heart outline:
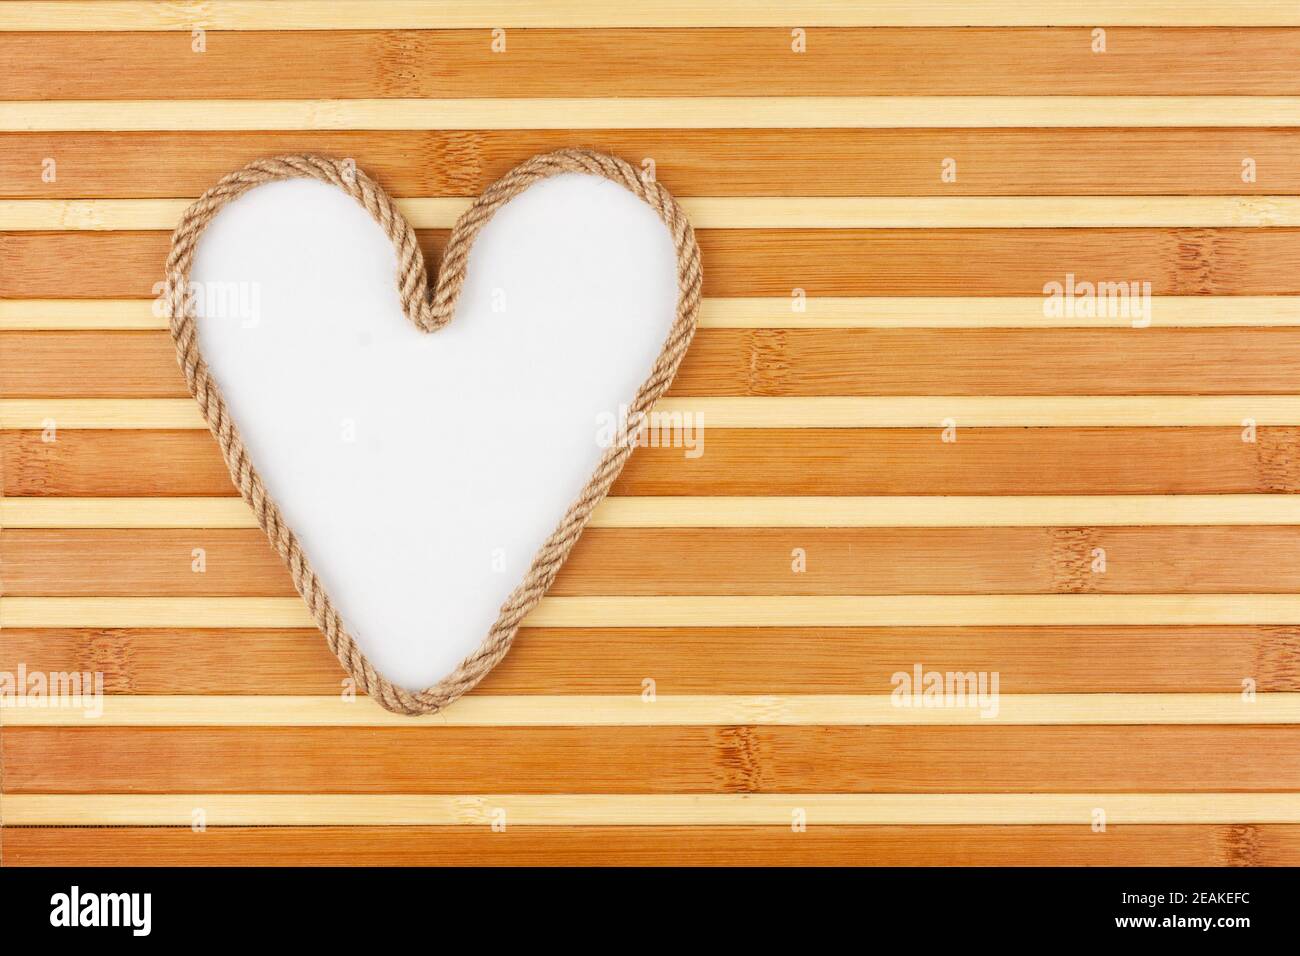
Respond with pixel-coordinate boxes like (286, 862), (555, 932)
(164, 150), (702, 714)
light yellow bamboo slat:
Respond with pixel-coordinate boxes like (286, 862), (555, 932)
(6, 297), (1300, 331)
(590, 495), (1300, 528)
(8, 594), (1300, 628)
(6, 98), (1300, 131)
(8, 396), (1300, 430)
(3, 694), (1295, 728)
(10, 197), (1300, 230)
(0, 299), (165, 330)
(525, 595), (1300, 627)
(657, 397), (1300, 428)
(0, 399), (208, 429)
(7, 793), (1299, 827)
(703, 297), (1300, 329)
(8, 495), (1300, 530)
(1, 1), (1295, 30)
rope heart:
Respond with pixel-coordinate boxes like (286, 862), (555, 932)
(164, 150), (702, 714)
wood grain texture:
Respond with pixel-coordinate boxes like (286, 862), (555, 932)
(6, 626), (1295, 695)
(9, 526), (1300, 595)
(7, 229), (1300, 298)
(6, 427), (1298, 497)
(5, 824), (1295, 867)
(9, 29), (1300, 99)
(7, 130), (1300, 198)
(14, 328), (1300, 397)
(7, 726), (1299, 793)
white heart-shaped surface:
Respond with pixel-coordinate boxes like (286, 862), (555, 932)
(190, 174), (679, 689)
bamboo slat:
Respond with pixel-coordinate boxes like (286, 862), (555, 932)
(3, 426), (1292, 496)
(5, 626), (1291, 695)
(7, 229), (1300, 298)
(4, 2), (1300, 30)
(14, 329), (1300, 397)
(6, 297), (1300, 330)
(6, 130), (1299, 198)
(9, 594), (1300, 628)
(7, 726), (1299, 793)
(7, 97), (1300, 132)
(5, 825), (1294, 867)
(13, 397), (1300, 430)
(9, 196), (1300, 230)
(7, 29), (1300, 99)
(8, 693), (1294, 727)
(9, 526), (1300, 596)
(7, 792), (1300, 826)
(9, 495), (1300, 531)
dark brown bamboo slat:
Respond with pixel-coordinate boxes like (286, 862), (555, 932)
(8, 526), (1300, 596)
(3, 626), (1295, 695)
(6, 229), (1300, 298)
(5, 824), (1295, 867)
(5, 129), (1298, 198)
(8, 29), (1300, 101)
(11, 327), (1300, 396)
(7, 726), (1300, 794)
(5, 427), (1294, 497)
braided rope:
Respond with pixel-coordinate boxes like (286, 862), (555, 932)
(164, 150), (702, 714)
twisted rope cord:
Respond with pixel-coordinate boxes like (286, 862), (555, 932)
(164, 150), (703, 714)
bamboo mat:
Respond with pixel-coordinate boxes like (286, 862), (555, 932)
(3, 1), (1300, 867)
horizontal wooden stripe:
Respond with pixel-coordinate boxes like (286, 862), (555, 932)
(7, 98), (1300, 132)
(11, 196), (1300, 230)
(10, 595), (1300, 628)
(7, 625), (1292, 696)
(4, 2), (1298, 29)
(9, 495), (1300, 531)
(14, 397), (1300, 430)
(9, 230), (1299, 298)
(6, 694), (1294, 728)
(7, 130), (1299, 199)
(7, 297), (1300, 331)
(6, 824), (1294, 867)
(699, 297), (1300, 328)
(7, 793), (1299, 826)
(12, 526), (1300, 596)
(4, 427), (1293, 497)
(9, 29), (1300, 99)
(8, 726), (1299, 794)
(16, 329), (1300, 397)
(523, 595), (1300, 628)
(0, 399), (206, 429)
